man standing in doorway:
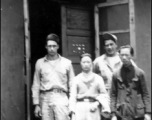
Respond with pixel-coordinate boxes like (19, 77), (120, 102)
(93, 33), (122, 95)
(31, 33), (75, 120)
(110, 45), (151, 120)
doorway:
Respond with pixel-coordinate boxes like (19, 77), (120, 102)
(27, 0), (96, 119)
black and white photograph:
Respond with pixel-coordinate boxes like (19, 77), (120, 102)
(1, 0), (151, 120)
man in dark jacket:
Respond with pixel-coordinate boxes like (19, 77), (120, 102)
(110, 45), (151, 120)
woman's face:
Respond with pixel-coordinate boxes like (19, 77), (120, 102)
(80, 56), (92, 72)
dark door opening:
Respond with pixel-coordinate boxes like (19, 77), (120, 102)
(28, 0), (61, 119)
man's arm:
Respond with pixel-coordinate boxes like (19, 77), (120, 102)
(93, 60), (100, 74)
(31, 61), (41, 105)
(67, 62), (75, 97)
(139, 70), (151, 113)
(69, 78), (77, 114)
(96, 76), (111, 113)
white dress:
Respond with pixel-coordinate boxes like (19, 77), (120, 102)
(69, 72), (110, 120)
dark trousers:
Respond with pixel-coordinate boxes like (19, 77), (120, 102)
(117, 116), (144, 120)
(101, 116), (144, 120)
(101, 116), (111, 120)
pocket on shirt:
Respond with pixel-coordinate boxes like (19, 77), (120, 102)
(135, 95), (145, 117)
(56, 68), (67, 84)
(135, 104), (145, 117)
(132, 80), (140, 90)
(41, 69), (53, 82)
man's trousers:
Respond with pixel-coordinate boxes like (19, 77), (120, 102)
(117, 116), (144, 120)
(40, 91), (70, 120)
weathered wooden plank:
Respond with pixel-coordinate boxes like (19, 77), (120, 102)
(61, 5), (68, 57)
(66, 5), (91, 10)
(94, 5), (100, 57)
(66, 56), (80, 63)
(98, 0), (128, 8)
(67, 8), (91, 30)
(129, 0), (136, 58)
(2, 0), (25, 119)
(23, 0), (31, 120)
(67, 29), (92, 36)
(99, 29), (130, 35)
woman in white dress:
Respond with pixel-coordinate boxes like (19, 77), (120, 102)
(69, 53), (110, 120)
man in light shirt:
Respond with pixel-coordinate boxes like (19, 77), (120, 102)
(93, 33), (122, 95)
(31, 33), (75, 120)
(93, 33), (136, 94)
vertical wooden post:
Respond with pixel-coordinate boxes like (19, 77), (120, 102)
(94, 5), (100, 57)
(129, 0), (136, 59)
(61, 4), (68, 57)
(23, 0), (31, 120)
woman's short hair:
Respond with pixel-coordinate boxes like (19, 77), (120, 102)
(80, 53), (92, 60)
(118, 45), (134, 56)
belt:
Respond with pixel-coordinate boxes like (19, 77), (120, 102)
(77, 98), (96, 102)
(40, 88), (66, 93)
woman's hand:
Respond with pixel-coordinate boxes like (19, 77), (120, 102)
(90, 101), (99, 112)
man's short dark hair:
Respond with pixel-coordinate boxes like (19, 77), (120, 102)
(46, 33), (59, 45)
(118, 45), (134, 56)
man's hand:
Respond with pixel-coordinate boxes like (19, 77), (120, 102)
(68, 110), (75, 120)
(144, 114), (151, 120)
(34, 105), (42, 117)
(90, 101), (99, 112)
(111, 116), (117, 120)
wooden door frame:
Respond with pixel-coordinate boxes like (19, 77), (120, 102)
(23, 0), (31, 120)
(94, 0), (136, 59)
(23, 1), (136, 119)
(61, 4), (68, 57)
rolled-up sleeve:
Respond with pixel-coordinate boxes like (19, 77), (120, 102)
(96, 76), (111, 113)
(31, 61), (41, 105)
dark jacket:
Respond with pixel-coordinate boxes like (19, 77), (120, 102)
(110, 65), (151, 119)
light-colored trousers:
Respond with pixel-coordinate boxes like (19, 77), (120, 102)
(40, 91), (70, 120)
(72, 102), (101, 120)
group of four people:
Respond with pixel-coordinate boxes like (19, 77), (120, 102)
(32, 33), (151, 120)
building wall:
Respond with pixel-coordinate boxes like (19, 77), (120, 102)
(134, 0), (151, 100)
(1, 0), (25, 120)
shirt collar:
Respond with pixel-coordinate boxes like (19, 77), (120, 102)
(44, 54), (61, 62)
(103, 52), (120, 61)
(116, 65), (139, 82)
(103, 52), (121, 69)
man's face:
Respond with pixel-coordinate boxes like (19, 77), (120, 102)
(119, 48), (132, 66)
(80, 56), (92, 72)
(104, 40), (117, 56)
(45, 40), (59, 56)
